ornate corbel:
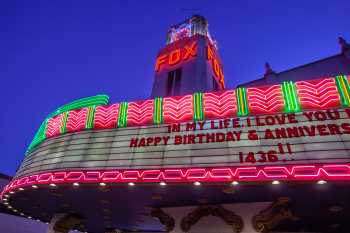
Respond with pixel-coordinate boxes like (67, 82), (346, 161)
(181, 204), (243, 233)
(252, 197), (298, 233)
(151, 207), (175, 232)
(53, 213), (84, 233)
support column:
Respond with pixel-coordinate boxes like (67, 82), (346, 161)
(46, 213), (83, 233)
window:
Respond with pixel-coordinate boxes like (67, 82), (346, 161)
(212, 76), (219, 91)
(166, 68), (182, 96)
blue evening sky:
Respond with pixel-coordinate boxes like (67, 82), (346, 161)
(1, 0), (349, 175)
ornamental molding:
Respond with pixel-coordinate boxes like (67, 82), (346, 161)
(180, 204), (243, 233)
(252, 197), (298, 233)
(151, 207), (175, 232)
(53, 213), (84, 233)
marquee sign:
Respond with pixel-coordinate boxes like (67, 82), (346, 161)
(2, 74), (350, 200)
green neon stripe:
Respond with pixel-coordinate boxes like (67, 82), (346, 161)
(118, 102), (128, 127)
(26, 119), (48, 155)
(153, 97), (163, 124)
(86, 106), (96, 129)
(236, 87), (249, 116)
(61, 112), (68, 133)
(282, 81), (300, 113)
(49, 94), (109, 118)
(335, 75), (350, 107)
(193, 92), (204, 121)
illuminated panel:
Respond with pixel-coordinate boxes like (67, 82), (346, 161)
(127, 100), (154, 126)
(93, 104), (119, 129)
(203, 90), (236, 119)
(236, 87), (249, 116)
(296, 78), (341, 110)
(66, 108), (89, 133)
(281, 81), (300, 113)
(46, 114), (65, 138)
(247, 85), (284, 115)
(335, 75), (350, 107)
(193, 92), (204, 121)
(163, 95), (193, 123)
(153, 97), (163, 124)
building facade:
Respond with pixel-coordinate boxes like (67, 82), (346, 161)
(1, 15), (350, 233)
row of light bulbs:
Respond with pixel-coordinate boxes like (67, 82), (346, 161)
(1, 179), (329, 232)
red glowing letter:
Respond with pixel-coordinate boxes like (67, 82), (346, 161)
(155, 54), (168, 72)
(183, 42), (197, 60)
(169, 49), (181, 65)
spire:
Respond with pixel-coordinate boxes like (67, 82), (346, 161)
(264, 62), (275, 78)
(338, 36), (350, 53)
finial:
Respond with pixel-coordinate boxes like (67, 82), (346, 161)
(264, 62), (275, 77)
(338, 36), (350, 52)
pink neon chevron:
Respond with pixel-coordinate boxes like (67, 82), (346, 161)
(163, 95), (193, 123)
(66, 108), (89, 133)
(127, 100), (154, 126)
(46, 114), (65, 138)
(296, 78), (341, 110)
(247, 85), (284, 114)
(203, 90), (237, 119)
(93, 104), (119, 129)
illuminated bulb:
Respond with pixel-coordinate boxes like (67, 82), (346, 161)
(2, 198), (8, 201)
(27, 216), (32, 219)
(231, 181), (239, 186)
(4, 194), (9, 198)
(317, 180), (327, 185)
(20, 213), (24, 216)
(194, 181), (201, 186)
(49, 183), (57, 187)
(7, 206), (12, 209)
(18, 188), (24, 191)
(272, 180), (280, 185)
(32, 185), (38, 189)
(13, 209), (18, 212)
(73, 182), (80, 187)
(3, 202), (9, 205)
(159, 182), (167, 186)
(128, 182), (135, 186)
(9, 191), (15, 194)
(99, 182), (106, 187)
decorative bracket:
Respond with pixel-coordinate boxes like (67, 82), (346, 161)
(151, 207), (175, 232)
(252, 197), (298, 233)
(181, 204), (243, 233)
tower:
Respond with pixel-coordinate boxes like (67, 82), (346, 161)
(151, 15), (225, 97)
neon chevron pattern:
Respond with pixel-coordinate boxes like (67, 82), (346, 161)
(127, 100), (154, 126)
(247, 85), (284, 114)
(93, 104), (119, 129)
(46, 114), (65, 138)
(296, 78), (341, 110)
(66, 108), (89, 133)
(27, 75), (350, 152)
(203, 90), (236, 119)
(163, 95), (193, 123)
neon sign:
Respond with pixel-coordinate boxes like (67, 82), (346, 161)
(155, 41), (197, 72)
(207, 44), (225, 89)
